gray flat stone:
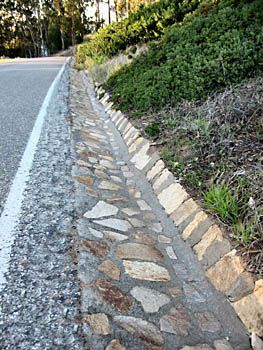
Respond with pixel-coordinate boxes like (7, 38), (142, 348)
(160, 305), (192, 336)
(195, 312), (221, 333)
(93, 218), (131, 232)
(128, 218), (146, 228)
(89, 228), (104, 239)
(131, 286), (170, 313)
(122, 208), (140, 217)
(104, 231), (128, 241)
(116, 243), (163, 262)
(84, 200), (118, 219)
(114, 316), (164, 350)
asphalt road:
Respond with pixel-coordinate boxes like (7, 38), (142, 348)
(0, 57), (66, 212)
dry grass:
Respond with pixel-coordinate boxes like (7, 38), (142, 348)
(133, 77), (263, 274)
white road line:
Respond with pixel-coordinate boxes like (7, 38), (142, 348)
(0, 60), (68, 291)
(0, 68), (61, 72)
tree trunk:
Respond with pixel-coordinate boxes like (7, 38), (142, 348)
(108, 0), (111, 24)
(60, 28), (65, 51)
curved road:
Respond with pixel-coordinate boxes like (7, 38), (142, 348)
(0, 57), (66, 212)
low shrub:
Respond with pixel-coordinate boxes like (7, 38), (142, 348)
(106, 0), (263, 113)
(75, 0), (200, 67)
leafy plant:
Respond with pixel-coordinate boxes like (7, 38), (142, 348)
(106, 0), (263, 114)
(75, 0), (200, 67)
(203, 184), (239, 224)
(145, 122), (160, 137)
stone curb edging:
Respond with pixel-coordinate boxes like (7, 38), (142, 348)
(95, 87), (263, 339)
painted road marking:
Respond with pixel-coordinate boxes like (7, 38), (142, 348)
(0, 60), (68, 291)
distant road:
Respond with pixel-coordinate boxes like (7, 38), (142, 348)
(0, 57), (67, 212)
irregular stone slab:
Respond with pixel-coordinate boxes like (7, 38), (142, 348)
(95, 169), (110, 180)
(106, 339), (126, 350)
(92, 279), (132, 312)
(170, 198), (199, 226)
(106, 196), (128, 204)
(158, 183), (189, 215)
(84, 201), (118, 219)
(160, 305), (192, 336)
(131, 231), (156, 245)
(195, 312), (221, 333)
(100, 159), (117, 169)
(116, 243), (163, 262)
(98, 180), (122, 191)
(123, 261), (171, 281)
(150, 223), (162, 233)
(158, 235), (172, 244)
(104, 231), (128, 242)
(98, 259), (121, 280)
(131, 286), (170, 313)
(111, 175), (122, 183)
(183, 283), (205, 304)
(74, 175), (94, 186)
(166, 246), (177, 260)
(143, 212), (156, 221)
(122, 208), (140, 217)
(93, 218), (131, 232)
(89, 228), (104, 239)
(84, 313), (111, 335)
(81, 240), (110, 258)
(114, 316), (164, 350)
(137, 199), (151, 211)
(128, 218), (146, 228)
(214, 339), (234, 350)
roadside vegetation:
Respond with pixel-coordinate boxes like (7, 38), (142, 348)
(75, 0), (201, 68)
(76, 0), (263, 273)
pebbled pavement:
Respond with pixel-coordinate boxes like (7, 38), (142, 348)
(70, 69), (251, 350)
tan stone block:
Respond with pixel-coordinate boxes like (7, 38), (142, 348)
(158, 183), (189, 215)
(206, 250), (244, 292)
(193, 225), (223, 260)
(128, 137), (145, 153)
(152, 169), (174, 194)
(170, 198), (199, 226)
(233, 281), (263, 336)
(182, 211), (208, 240)
(146, 160), (165, 182)
(131, 143), (151, 170)
(126, 132), (140, 147)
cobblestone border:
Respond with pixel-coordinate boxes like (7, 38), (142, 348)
(95, 87), (263, 339)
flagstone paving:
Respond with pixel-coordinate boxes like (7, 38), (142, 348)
(70, 69), (251, 350)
